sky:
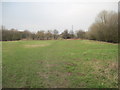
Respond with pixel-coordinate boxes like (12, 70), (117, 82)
(1, 0), (118, 33)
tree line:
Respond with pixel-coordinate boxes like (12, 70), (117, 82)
(1, 27), (85, 41)
(0, 10), (118, 43)
(86, 10), (118, 43)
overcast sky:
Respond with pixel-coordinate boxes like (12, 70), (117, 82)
(1, 0), (118, 33)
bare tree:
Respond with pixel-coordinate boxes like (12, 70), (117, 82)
(87, 10), (118, 43)
(53, 29), (59, 40)
(76, 30), (85, 39)
(69, 30), (75, 39)
(36, 31), (45, 40)
(61, 30), (70, 39)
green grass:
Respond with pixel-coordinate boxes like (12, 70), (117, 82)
(2, 40), (118, 88)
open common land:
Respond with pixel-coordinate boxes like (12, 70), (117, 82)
(2, 40), (118, 88)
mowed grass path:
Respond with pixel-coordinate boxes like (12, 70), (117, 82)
(2, 40), (118, 88)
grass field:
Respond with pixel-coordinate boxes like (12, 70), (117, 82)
(2, 40), (118, 88)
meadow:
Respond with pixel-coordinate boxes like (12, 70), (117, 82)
(2, 40), (118, 88)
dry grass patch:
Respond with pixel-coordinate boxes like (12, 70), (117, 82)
(24, 44), (50, 48)
(88, 59), (118, 87)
